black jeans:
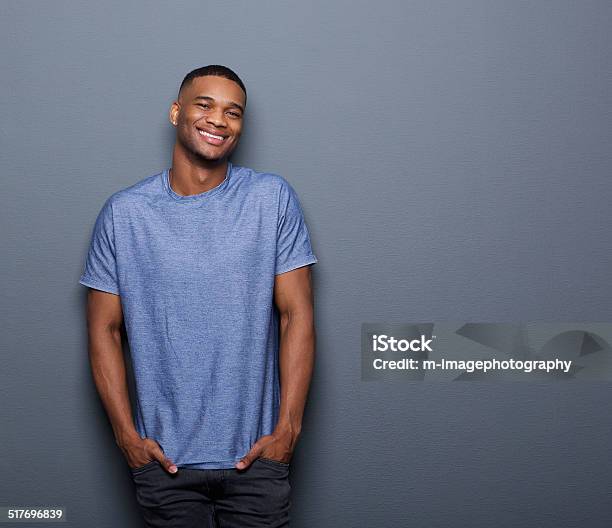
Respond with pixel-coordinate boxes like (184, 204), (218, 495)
(129, 458), (291, 527)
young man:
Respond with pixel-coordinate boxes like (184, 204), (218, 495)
(78, 65), (318, 527)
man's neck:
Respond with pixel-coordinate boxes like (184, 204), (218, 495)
(169, 153), (228, 197)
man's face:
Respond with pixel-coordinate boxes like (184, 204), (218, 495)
(170, 75), (245, 163)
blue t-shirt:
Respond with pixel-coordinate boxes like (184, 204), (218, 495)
(78, 162), (318, 469)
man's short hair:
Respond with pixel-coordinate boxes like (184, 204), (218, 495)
(178, 65), (247, 105)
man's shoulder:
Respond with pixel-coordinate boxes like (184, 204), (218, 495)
(104, 169), (164, 208)
(234, 164), (293, 195)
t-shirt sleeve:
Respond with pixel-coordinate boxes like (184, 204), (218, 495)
(275, 179), (318, 275)
(78, 197), (120, 295)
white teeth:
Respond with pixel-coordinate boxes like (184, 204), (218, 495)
(199, 129), (224, 140)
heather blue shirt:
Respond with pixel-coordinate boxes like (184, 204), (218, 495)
(78, 162), (317, 469)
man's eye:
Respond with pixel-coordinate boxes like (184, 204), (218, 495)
(197, 103), (210, 109)
(228, 112), (241, 118)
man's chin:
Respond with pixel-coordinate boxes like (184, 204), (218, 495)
(190, 148), (226, 164)
(179, 139), (227, 163)
(201, 153), (225, 163)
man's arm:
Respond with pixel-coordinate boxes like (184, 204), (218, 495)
(274, 265), (316, 449)
(235, 265), (315, 469)
(85, 288), (178, 473)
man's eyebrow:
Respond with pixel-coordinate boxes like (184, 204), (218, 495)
(193, 95), (244, 113)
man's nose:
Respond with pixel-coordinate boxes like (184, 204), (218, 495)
(206, 109), (226, 127)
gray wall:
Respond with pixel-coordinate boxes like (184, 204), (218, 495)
(2, 1), (612, 526)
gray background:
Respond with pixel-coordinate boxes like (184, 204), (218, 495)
(2, 0), (611, 526)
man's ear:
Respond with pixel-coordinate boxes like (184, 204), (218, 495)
(169, 102), (179, 126)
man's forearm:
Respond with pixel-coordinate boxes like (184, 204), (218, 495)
(87, 324), (139, 447)
(275, 309), (315, 446)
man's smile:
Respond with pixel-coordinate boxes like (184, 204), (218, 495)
(196, 127), (228, 145)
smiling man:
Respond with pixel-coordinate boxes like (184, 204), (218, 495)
(78, 65), (318, 527)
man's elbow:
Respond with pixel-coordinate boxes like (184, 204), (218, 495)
(278, 305), (315, 332)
